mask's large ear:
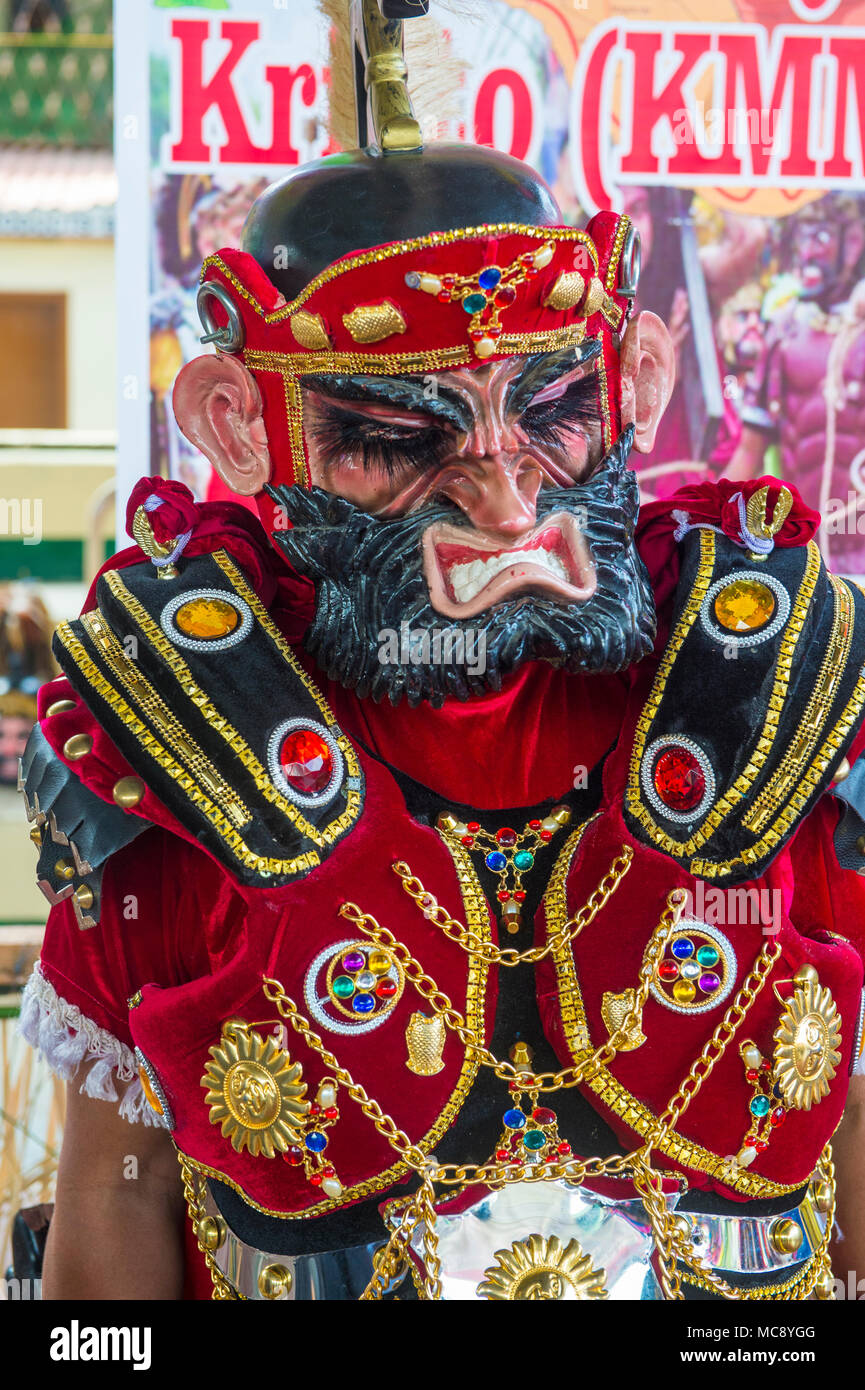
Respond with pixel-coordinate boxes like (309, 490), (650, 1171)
(172, 354), (271, 496)
(618, 310), (675, 454)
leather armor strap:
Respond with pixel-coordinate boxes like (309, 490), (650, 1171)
(51, 550), (365, 888)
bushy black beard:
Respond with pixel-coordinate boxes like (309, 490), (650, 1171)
(268, 426), (656, 708)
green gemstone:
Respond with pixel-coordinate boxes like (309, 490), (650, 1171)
(332, 975), (355, 999)
(462, 292), (486, 314)
(696, 945), (719, 967)
(513, 850), (534, 871)
(750, 1094), (771, 1117)
(523, 1130), (547, 1150)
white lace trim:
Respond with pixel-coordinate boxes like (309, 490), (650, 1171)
(17, 962), (159, 1126)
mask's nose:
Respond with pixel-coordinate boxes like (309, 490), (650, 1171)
(436, 453), (543, 540)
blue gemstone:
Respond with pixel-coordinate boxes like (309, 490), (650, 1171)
(513, 850), (534, 871)
(305, 1131), (327, 1152)
(478, 267), (502, 290)
(352, 993), (376, 1014)
(772, 1083), (783, 1100)
(671, 938), (695, 959)
(750, 1094), (771, 1117)
(503, 1108), (527, 1130)
(523, 1129), (547, 1150)
(462, 292), (487, 314)
(485, 851), (508, 872)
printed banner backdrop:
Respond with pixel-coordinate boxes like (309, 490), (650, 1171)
(115, 0), (865, 572)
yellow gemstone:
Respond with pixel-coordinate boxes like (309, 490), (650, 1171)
(174, 597), (240, 640)
(713, 579), (775, 632)
(138, 1065), (163, 1115)
(673, 979), (696, 1005)
(368, 950), (392, 976)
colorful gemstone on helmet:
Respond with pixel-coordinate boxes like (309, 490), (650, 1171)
(352, 993), (375, 1014)
(375, 977), (397, 999)
(342, 951), (365, 973)
(463, 292), (486, 314)
(496, 827), (517, 847)
(278, 728), (333, 796)
(696, 945), (719, 967)
(503, 1108), (527, 1129)
(332, 975), (355, 999)
(713, 578), (776, 633)
(653, 747), (706, 812)
(658, 960), (679, 982)
(750, 1094), (771, 1117)
(478, 266), (502, 290)
(680, 961), (700, 981)
(513, 850), (534, 870)
(485, 851), (508, 872)
(699, 972), (721, 993)
(523, 1130), (547, 1150)
(305, 1131), (327, 1152)
(284, 1145), (303, 1166)
(672, 980), (696, 1004)
(671, 938), (695, 959)
(174, 597), (240, 641)
(368, 950), (391, 976)
(355, 971), (376, 990)
(496, 285), (517, 306)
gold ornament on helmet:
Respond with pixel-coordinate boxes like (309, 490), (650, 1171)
(773, 974), (842, 1111)
(478, 1234), (608, 1302)
(202, 1021), (310, 1156)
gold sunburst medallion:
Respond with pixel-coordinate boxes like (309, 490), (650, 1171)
(478, 1235), (609, 1301)
(773, 978), (842, 1111)
(202, 1024), (310, 1157)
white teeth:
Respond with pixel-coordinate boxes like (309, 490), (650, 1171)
(448, 546), (570, 604)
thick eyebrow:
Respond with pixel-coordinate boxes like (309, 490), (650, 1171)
(299, 372), (472, 431)
(506, 338), (602, 415)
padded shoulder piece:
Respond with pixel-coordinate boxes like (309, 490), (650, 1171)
(624, 528), (865, 883)
(19, 722), (152, 928)
(51, 549), (365, 888)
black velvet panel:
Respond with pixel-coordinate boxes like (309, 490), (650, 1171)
(624, 531), (865, 883)
(51, 552), (364, 887)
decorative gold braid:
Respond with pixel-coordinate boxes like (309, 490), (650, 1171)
(627, 534), (822, 860)
(80, 609), (250, 828)
(201, 226), (600, 323)
(604, 213), (630, 292)
(392, 822), (632, 966)
(418, 1177), (443, 1301)
(744, 574), (855, 832)
(178, 1152), (240, 1300)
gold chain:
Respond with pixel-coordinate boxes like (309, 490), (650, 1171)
(390, 832), (633, 967)
(178, 1152), (239, 1300)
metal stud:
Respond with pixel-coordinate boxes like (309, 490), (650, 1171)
(54, 858), (75, 881)
(63, 734), (93, 761)
(812, 1180), (833, 1214)
(770, 1217), (804, 1255)
(46, 699), (76, 718)
(257, 1263), (292, 1300)
(74, 884), (95, 910)
(197, 1216), (226, 1253)
(113, 776), (145, 809)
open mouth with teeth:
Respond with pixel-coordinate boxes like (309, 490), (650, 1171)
(422, 513), (598, 619)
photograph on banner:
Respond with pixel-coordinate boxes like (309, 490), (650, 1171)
(137, 0), (865, 574)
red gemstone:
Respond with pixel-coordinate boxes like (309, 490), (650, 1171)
(467, 821), (480, 833)
(309, 1102), (320, 1116)
(557, 1142), (571, 1155)
(532, 1107), (556, 1126)
(529, 820), (541, 830)
(540, 830), (553, 842)
(761, 1060), (771, 1071)
(658, 961), (679, 982)
(514, 891), (526, 902)
(755, 1140), (769, 1152)
(496, 1149), (509, 1161)
(652, 747), (706, 812)
(745, 1069), (759, 1082)
(375, 979), (397, 999)
(309, 1172), (323, 1186)
(770, 1108), (786, 1127)
(284, 1146), (303, 1166)
(496, 285), (517, 306)
(496, 827), (517, 847)
(437, 290), (451, 302)
(278, 728), (333, 795)
(461, 836), (474, 848)
(497, 890), (511, 902)
(324, 1106), (339, 1119)
(323, 1164), (335, 1177)
(468, 327), (486, 341)
(487, 324), (502, 338)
